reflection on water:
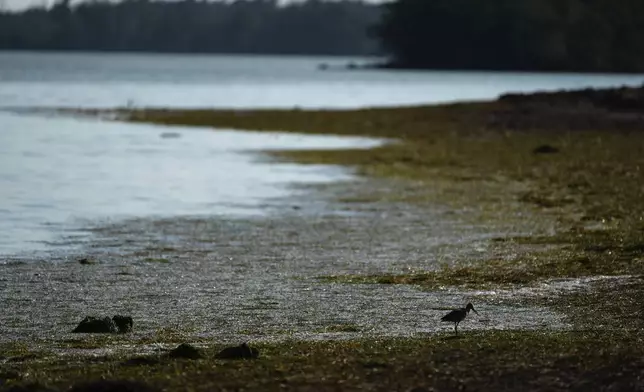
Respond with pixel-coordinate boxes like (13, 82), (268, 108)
(0, 112), (380, 255)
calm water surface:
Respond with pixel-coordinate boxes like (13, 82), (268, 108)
(1, 52), (643, 109)
(1, 52), (642, 256)
(0, 112), (380, 256)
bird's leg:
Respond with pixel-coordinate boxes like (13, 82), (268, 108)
(455, 322), (459, 336)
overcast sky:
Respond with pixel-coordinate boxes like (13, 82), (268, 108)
(1, 0), (385, 11)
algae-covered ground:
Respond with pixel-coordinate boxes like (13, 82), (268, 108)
(2, 86), (644, 391)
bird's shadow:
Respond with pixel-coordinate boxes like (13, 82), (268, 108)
(442, 335), (463, 341)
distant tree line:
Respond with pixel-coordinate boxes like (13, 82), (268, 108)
(0, 0), (381, 55)
(3, 0), (644, 73)
(374, 0), (644, 73)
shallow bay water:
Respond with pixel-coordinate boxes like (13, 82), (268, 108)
(0, 111), (380, 256)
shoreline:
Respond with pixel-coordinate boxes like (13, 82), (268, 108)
(108, 84), (644, 284)
(2, 86), (643, 391)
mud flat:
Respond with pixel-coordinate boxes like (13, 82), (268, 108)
(2, 85), (643, 391)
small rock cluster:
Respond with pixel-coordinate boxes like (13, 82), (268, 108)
(121, 342), (259, 368)
(166, 342), (259, 360)
(490, 84), (644, 132)
(215, 342), (259, 360)
(168, 343), (202, 359)
(72, 315), (133, 334)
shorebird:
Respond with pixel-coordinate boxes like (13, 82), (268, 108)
(441, 302), (478, 335)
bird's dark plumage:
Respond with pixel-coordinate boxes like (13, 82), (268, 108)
(441, 302), (477, 335)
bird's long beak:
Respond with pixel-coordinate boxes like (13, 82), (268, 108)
(472, 309), (479, 315)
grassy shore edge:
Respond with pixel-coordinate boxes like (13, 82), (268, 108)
(3, 97), (642, 391)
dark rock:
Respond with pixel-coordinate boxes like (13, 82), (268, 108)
(121, 356), (160, 367)
(112, 315), (133, 333)
(69, 380), (159, 392)
(168, 343), (202, 359)
(72, 316), (117, 333)
(78, 258), (96, 265)
(215, 342), (259, 360)
(532, 145), (559, 154)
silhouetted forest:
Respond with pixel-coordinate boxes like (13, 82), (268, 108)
(3, 0), (644, 73)
(0, 0), (380, 55)
(374, 0), (644, 73)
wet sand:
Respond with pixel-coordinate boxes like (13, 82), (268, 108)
(0, 177), (565, 348)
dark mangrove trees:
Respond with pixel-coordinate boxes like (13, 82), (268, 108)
(374, 0), (644, 73)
